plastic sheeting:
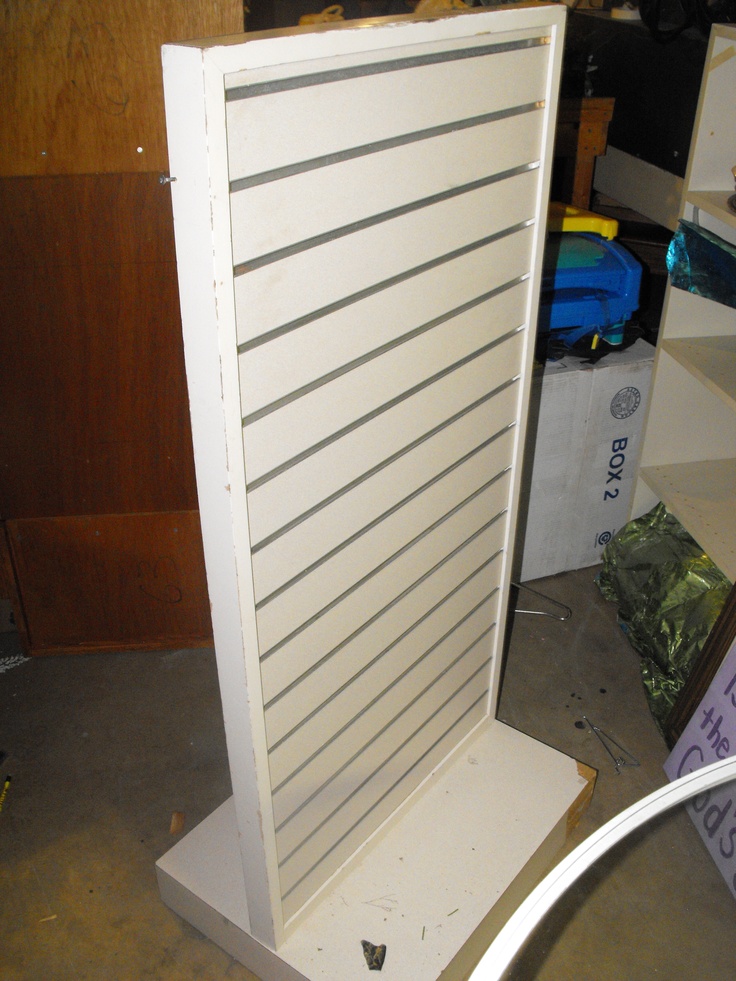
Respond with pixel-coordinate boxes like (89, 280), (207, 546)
(667, 219), (736, 310)
(598, 503), (731, 730)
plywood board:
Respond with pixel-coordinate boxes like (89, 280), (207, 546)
(2, 0), (244, 176)
(6, 511), (211, 654)
(0, 173), (198, 519)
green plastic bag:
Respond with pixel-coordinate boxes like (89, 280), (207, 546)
(598, 503), (731, 731)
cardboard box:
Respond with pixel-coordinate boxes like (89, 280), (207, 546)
(519, 338), (654, 582)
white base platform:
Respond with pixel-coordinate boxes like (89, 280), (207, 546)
(156, 721), (594, 981)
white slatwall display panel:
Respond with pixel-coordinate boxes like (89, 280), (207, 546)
(163, 6), (564, 949)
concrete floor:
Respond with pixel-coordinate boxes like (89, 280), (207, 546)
(2, 566), (735, 980)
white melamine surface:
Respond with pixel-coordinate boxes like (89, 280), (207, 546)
(162, 4), (572, 958)
(640, 459), (736, 581)
(661, 335), (736, 412)
(157, 720), (590, 981)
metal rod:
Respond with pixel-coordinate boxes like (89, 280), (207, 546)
(512, 582), (572, 621)
(583, 715), (640, 774)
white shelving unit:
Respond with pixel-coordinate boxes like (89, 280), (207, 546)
(631, 24), (736, 583)
(156, 8), (595, 980)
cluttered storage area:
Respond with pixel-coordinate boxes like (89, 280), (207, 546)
(3, 4), (736, 980)
(156, 2), (736, 974)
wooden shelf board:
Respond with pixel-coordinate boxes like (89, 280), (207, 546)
(662, 336), (736, 412)
(685, 191), (736, 234)
(640, 459), (736, 582)
(156, 720), (593, 981)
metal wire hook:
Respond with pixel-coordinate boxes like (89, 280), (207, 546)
(512, 582), (572, 621)
(583, 715), (640, 774)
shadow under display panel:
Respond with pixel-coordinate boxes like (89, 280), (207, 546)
(159, 8), (581, 974)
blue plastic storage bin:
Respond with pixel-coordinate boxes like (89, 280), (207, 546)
(538, 232), (642, 347)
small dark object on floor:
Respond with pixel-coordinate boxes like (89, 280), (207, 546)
(584, 716), (640, 774)
(0, 775), (11, 813)
(361, 940), (386, 971)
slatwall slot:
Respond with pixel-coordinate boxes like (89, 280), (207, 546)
(249, 374), (519, 560)
(230, 111), (540, 270)
(254, 447), (510, 675)
(280, 663), (490, 919)
(275, 623), (494, 864)
(266, 557), (500, 789)
(245, 319), (526, 545)
(233, 169), (536, 347)
(276, 623), (493, 864)
(261, 474), (510, 729)
(251, 382), (519, 602)
(254, 392), (513, 624)
(240, 270), (529, 488)
(230, 109), (542, 270)
(225, 40), (550, 182)
(246, 322), (521, 584)
(240, 284), (525, 477)
(270, 588), (499, 826)
(264, 523), (505, 796)
(263, 511), (506, 765)
(223, 21), (549, 95)
(257, 432), (512, 678)
(269, 572), (500, 792)
(238, 227), (531, 423)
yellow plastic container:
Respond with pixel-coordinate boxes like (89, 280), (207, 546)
(547, 202), (619, 240)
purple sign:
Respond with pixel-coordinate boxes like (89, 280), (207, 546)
(665, 638), (736, 901)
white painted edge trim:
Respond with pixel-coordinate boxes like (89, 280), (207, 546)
(471, 755), (736, 980)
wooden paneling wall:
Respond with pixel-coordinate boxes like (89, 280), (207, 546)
(1, 1), (244, 654)
(2, 0), (245, 176)
(0, 175), (196, 518)
(6, 512), (211, 653)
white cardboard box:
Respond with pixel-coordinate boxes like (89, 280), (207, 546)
(519, 338), (655, 582)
